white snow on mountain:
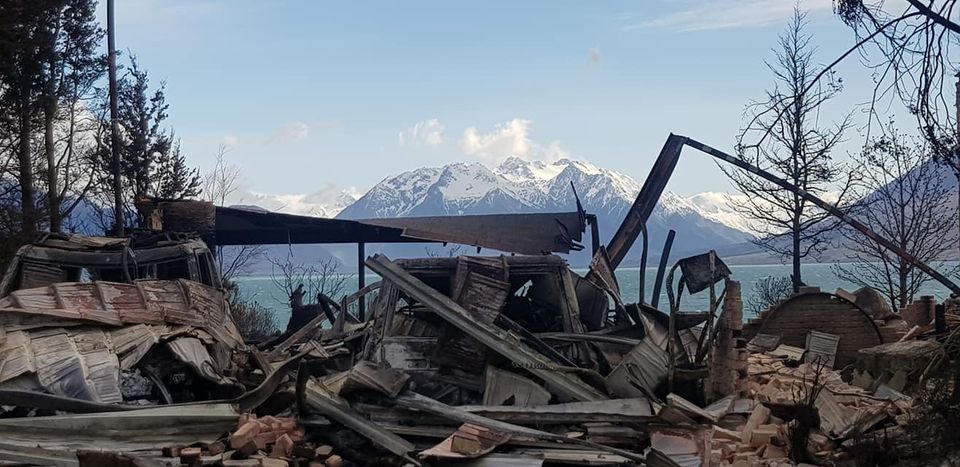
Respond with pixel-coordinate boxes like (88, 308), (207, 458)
(334, 156), (757, 241)
(240, 186), (361, 218)
(685, 192), (759, 236)
(231, 156), (761, 244)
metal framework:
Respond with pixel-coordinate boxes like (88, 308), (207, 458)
(607, 133), (960, 296)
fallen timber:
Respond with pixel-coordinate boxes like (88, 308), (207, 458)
(0, 133), (959, 465)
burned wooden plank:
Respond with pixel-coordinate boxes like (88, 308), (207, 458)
(366, 255), (606, 402)
(393, 391), (643, 463)
(303, 380), (416, 460)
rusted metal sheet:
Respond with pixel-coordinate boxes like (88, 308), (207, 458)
(216, 207), (585, 255)
(166, 337), (235, 386)
(676, 252), (731, 295)
(360, 212), (585, 255)
(0, 280), (242, 347)
(0, 279), (243, 403)
(457, 272), (510, 325)
(319, 361), (411, 398)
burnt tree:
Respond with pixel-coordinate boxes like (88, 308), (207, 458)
(722, 8), (853, 292)
(834, 127), (959, 310)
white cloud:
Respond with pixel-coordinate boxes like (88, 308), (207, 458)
(267, 121), (340, 143)
(461, 118), (532, 161)
(399, 118), (444, 146)
(587, 48), (602, 68)
(221, 135), (239, 149)
(624, 0), (834, 32)
(269, 122), (310, 143)
(459, 118), (568, 163)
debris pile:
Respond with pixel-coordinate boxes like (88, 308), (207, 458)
(3, 171), (960, 466)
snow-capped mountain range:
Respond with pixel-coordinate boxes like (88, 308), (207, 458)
(322, 157), (755, 265)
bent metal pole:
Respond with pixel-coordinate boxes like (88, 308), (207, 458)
(682, 135), (960, 297)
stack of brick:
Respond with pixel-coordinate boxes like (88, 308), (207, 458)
(158, 414), (338, 467)
(708, 279), (747, 401)
(900, 296), (936, 328)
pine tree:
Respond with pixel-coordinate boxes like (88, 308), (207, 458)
(153, 138), (201, 199)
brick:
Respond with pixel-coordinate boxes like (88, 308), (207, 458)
(207, 441), (226, 455)
(749, 425), (779, 447)
(161, 446), (183, 457)
(270, 434), (294, 459)
(179, 447), (202, 462)
(223, 461), (261, 467)
(313, 446), (333, 459)
(231, 421), (262, 449)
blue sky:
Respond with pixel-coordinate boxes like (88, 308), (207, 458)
(98, 0), (899, 201)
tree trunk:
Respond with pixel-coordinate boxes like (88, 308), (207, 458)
(44, 101), (59, 233)
(18, 98), (36, 239)
(792, 223), (802, 292)
(898, 266), (908, 309)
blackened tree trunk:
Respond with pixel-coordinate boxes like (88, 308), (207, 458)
(44, 99), (58, 232)
(18, 93), (35, 239)
(720, 9), (854, 285)
(792, 219), (802, 292)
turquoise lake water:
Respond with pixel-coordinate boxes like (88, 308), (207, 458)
(233, 262), (958, 329)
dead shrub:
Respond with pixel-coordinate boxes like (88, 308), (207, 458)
(230, 296), (279, 341)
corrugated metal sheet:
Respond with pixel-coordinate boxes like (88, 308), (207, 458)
(604, 336), (669, 397)
(0, 279), (244, 403)
(0, 324), (199, 402)
(805, 330), (840, 368)
(0, 279), (241, 347)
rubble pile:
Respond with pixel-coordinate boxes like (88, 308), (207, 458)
(0, 227), (958, 466)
